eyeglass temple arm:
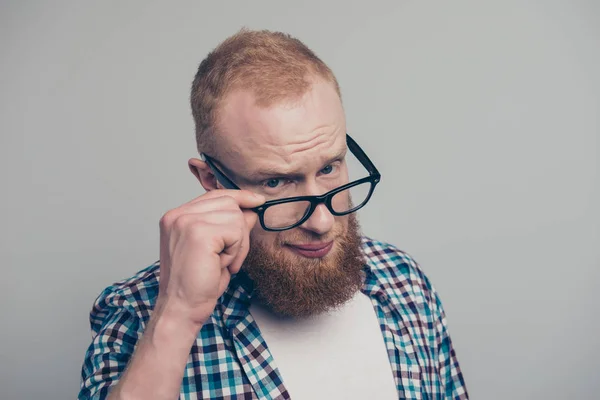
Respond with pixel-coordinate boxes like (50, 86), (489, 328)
(346, 134), (380, 176)
(200, 153), (241, 190)
(202, 134), (379, 190)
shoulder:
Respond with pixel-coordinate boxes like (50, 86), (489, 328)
(361, 236), (438, 311)
(361, 236), (428, 284)
(89, 261), (160, 334)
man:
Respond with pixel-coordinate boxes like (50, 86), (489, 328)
(79, 29), (468, 400)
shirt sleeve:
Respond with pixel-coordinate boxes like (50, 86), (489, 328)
(78, 294), (143, 399)
(432, 288), (469, 400)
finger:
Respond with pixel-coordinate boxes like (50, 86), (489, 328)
(183, 196), (244, 215)
(163, 193), (261, 231)
(188, 201), (259, 231)
(193, 218), (246, 267)
(218, 212), (253, 275)
(218, 268), (231, 295)
(187, 189), (265, 209)
(227, 217), (250, 275)
(193, 209), (245, 227)
(242, 209), (260, 231)
(216, 222), (243, 270)
(214, 218), (250, 274)
(169, 210), (253, 272)
(167, 212), (241, 256)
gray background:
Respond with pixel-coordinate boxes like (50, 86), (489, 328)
(1, 1), (598, 399)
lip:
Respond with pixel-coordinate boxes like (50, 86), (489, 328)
(286, 241), (334, 258)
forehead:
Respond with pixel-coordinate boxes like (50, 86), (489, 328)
(216, 78), (347, 176)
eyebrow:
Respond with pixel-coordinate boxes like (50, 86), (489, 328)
(241, 146), (348, 183)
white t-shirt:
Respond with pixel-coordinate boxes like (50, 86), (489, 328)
(250, 290), (398, 399)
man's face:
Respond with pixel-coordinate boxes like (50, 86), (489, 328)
(214, 77), (365, 316)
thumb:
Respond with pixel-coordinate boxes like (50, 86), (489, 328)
(242, 208), (260, 231)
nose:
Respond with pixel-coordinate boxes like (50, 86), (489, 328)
(297, 179), (336, 235)
(300, 202), (335, 235)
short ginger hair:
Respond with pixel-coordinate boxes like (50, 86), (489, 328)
(190, 29), (341, 156)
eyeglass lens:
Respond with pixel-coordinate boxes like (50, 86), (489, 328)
(262, 181), (372, 229)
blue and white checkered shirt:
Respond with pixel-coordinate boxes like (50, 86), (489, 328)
(79, 237), (468, 399)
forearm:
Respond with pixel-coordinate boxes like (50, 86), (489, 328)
(107, 298), (203, 400)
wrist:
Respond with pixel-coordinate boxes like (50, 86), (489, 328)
(150, 296), (205, 345)
(109, 297), (202, 400)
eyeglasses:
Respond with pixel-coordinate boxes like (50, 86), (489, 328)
(202, 134), (381, 232)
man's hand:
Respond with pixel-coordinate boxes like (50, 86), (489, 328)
(157, 189), (265, 327)
(107, 190), (264, 399)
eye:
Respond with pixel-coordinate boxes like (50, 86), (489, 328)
(321, 165), (334, 174)
(265, 178), (281, 188)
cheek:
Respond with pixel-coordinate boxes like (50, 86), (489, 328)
(339, 215), (349, 230)
(250, 225), (280, 248)
(334, 214), (349, 234)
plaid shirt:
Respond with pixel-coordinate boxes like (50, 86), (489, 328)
(79, 237), (468, 399)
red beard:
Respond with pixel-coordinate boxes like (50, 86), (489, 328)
(243, 213), (365, 317)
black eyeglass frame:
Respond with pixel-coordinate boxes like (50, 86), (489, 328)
(202, 134), (381, 232)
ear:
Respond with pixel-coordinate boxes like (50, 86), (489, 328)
(188, 158), (218, 191)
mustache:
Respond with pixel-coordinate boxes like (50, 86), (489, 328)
(277, 228), (345, 246)
(274, 217), (354, 247)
